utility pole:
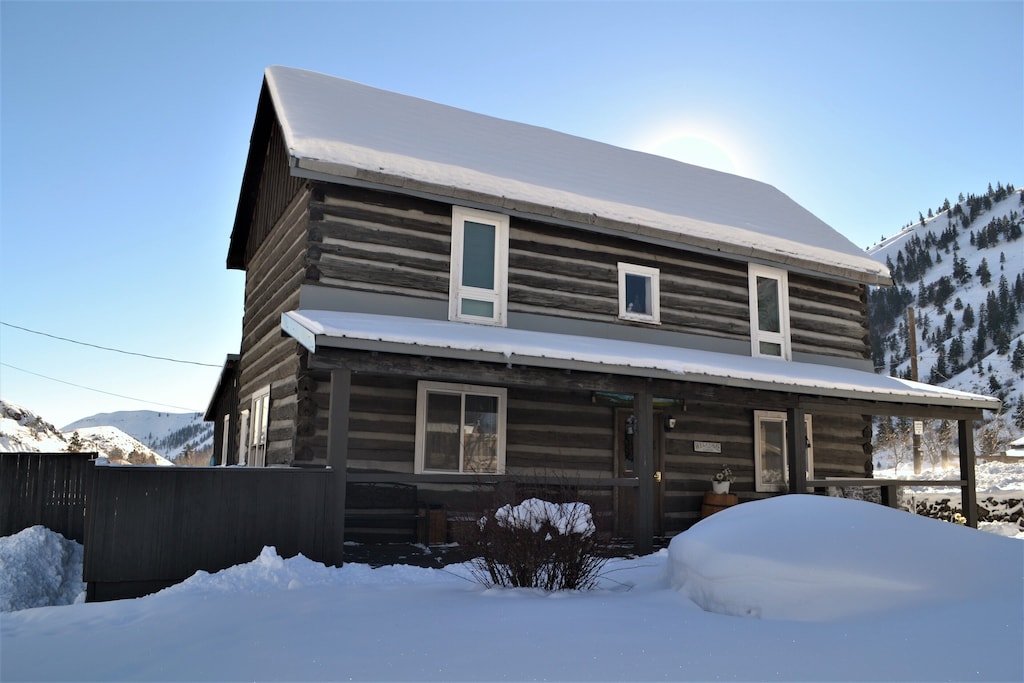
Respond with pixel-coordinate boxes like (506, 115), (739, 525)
(907, 307), (922, 474)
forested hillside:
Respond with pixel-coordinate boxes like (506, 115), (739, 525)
(867, 182), (1023, 461)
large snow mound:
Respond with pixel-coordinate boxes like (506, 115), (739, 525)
(0, 526), (85, 612)
(668, 495), (1021, 622)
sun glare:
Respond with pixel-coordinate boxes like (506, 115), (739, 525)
(635, 124), (748, 176)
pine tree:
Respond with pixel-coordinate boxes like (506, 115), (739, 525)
(976, 258), (992, 286)
(1012, 340), (1024, 373)
(67, 431), (84, 453)
(962, 303), (975, 329)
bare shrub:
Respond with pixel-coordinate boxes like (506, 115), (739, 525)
(467, 498), (608, 591)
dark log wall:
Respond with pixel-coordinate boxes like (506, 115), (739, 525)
(306, 185), (452, 300)
(238, 177), (310, 466)
(243, 121), (305, 265)
(660, 403), (871, 533)
(304, 184), (869, 360)
(789, 273), (870, 360)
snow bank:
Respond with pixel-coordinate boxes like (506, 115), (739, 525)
(0, 526), (84, 612)
(668, 495), (1021, 622)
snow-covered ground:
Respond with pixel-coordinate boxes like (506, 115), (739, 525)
(2, 491), (1021, 682)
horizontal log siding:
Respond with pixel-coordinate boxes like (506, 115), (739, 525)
(306, 185), (452, 299)
(788, 273), (870, 360)
(509, 218), (753, 339)
(243, 120), (305, 266)
(239, 186), (311, 466)
(660, 403), (870, 533)
(301, 184), (868, 362)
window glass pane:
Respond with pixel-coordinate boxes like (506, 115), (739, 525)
(463, 394), (498, 473)
(460, 299), (494, 318)
(756, 276), (781, 333)
(462, 221), (496, 289)
(425, 392), (461, 471)
(760, 419), (786, 489)
(759, 340), (783, 356)
(624, 273), (651, 315)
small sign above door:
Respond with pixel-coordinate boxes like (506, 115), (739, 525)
(694, 441), (722, 453)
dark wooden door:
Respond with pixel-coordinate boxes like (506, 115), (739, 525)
(614, 408), (665, 537)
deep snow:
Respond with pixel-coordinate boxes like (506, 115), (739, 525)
(2, 494), (1021, 682)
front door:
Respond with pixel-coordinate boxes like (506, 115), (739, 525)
(614, 408), (665, 537)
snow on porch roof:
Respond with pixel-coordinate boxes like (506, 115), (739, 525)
(281, 310), (999, 412)
(263, 66), (891, 286)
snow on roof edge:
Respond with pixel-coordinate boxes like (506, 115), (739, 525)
(283, 311), (1000, 412)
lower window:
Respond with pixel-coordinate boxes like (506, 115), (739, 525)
(754, 411), (813, 492)
(415, 381), (507, 474)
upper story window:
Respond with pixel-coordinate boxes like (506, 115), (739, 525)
(449, 206), (509, 326)
(415, 381), (507, 475)
(748, 264), (791, 360)
(618, 262), (661, 324)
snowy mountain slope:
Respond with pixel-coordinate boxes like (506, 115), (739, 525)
(0, 399), (171, 464)
(62, 409), (213, 460)
(867, 182), (1023, 456)
(70, 427), (172, 466)
(0, 400), (68, 453)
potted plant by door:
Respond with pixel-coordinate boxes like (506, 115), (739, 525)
(712, 465), (734, 494)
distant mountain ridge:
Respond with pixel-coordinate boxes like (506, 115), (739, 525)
(867, 181), (1023, 456)
(0, 399), (171, 465)
(62, 410), (213, 461)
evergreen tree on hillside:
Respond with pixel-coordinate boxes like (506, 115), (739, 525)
(67, 431), (84, 453)
(962, 303), (975, 329)
(1012, 340), (1024, 373)
(976, 258), (992, 286)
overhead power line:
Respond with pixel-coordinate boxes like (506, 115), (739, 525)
(0, 362), (203, 412)
(1, 321), (222, 367)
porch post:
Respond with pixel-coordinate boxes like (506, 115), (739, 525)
(327, 368), (352, 566)
(957, 419), (978, 528)
(786, 407), (808, 494)
(634, 383), (654, 555)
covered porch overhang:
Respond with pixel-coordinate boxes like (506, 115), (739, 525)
(282, 310), (1000, 559)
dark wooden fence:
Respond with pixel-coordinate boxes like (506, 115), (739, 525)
(83, 465), (333, 601)
(0, 452), (94, 543)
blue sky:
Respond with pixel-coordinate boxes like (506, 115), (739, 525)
(1, 1), (1021, 428)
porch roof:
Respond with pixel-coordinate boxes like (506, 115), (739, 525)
(281, 310), (1000, 413)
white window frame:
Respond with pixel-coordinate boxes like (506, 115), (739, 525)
(754, 411), (813, 492)
(248, 386), (270, 468)
(238, 409), (250, 466)
(617, 262), (661, 324)
(748, 264), (792, 360)
(448, 206), (510, 326)
(414, 381), (507, 475)
(220, 414), (231, 467)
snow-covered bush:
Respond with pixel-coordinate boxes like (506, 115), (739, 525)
(468, 497), (607, 591)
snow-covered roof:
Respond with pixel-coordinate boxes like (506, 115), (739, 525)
(281, 310), (999, 412)
(258, 66), (890, 286)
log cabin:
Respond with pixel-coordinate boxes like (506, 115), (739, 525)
(207, 66), (999, 555)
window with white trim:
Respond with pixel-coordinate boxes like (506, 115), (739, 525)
(617, 262), (661, 324)
(748, 264), (791, 359)
(415, 381), (507, 474)
(754, 411), (813, 492)
(248, 386), (270, 467)
(448, 206), (509, 326)
(220, 414), (231, 466)
(238, 409), (250, 466)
